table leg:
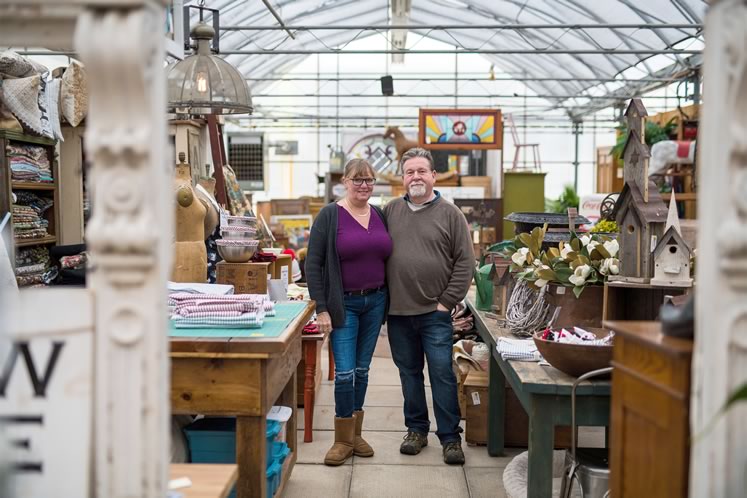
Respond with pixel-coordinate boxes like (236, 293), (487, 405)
(527, 396), (555, 498)
(488, 353), (506, 456)
(328, 347), (335, 381)
(304, 341), (317, 443)
(236, 415), (266, 498)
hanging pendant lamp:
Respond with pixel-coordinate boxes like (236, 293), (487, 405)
(167, 22), (253, 115)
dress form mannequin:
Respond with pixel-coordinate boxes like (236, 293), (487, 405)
(172, 153), (208, 282)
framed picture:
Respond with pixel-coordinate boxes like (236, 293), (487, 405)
(419, 109), (503, 150)
(271, 214), (313, 251)
(453, 198), (502, 229)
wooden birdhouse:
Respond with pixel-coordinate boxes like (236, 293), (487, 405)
(622, 129), (652, 201)
(610, 182), (668, 283)
(624, 98), (647, 146)
(651, 196), (693, 287)
(610, 98), (669, 283)
(491, 262), (513, 317)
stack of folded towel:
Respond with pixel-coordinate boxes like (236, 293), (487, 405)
(12, 191), (53, 241)
(168, 292), (275, 329)
(7, 143), (52, 183)
(496, 337), (542, 362)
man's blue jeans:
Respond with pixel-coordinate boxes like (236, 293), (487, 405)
(387, 310), (462, 444)
(330, 289), (387, 418)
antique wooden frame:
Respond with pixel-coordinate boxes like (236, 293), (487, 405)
(0, 2), (171, 497)
(418, 108), (503, 150)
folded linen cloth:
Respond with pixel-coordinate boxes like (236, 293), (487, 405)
(167, 282), (234, 295)
(496, 337), (543, 362)
(170, 312), (264, 329)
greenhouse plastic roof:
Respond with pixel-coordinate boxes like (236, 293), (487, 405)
(198, 0), (706, 119)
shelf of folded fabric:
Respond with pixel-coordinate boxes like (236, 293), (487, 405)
(15, 235), (57, 247)
(12, 181), (56, 190)
(0, 130), (56, 147)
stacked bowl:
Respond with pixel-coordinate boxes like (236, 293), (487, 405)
(217, 216), (260, 263)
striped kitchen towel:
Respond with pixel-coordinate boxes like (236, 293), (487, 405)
(496, 337), (543, 362)
(170, 311), (265, 329)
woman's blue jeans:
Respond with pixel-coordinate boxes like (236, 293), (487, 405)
(330, 288), (387, 418)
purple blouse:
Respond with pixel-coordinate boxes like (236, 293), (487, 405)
(336, 205), (392, 292)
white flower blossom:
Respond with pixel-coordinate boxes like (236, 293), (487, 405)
(533, 265), (551, 288)
(511, 247), (530, 266)
(569, 264), (592, 286)
(534, 278), (549, 288)
(587, 240), (600, 254)
(600, 258), (620, 276)
(580, 235), (592, 247)
(603, 239), (619, 258)
(560, 244), (574, 260)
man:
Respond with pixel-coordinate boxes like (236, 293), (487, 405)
(383, 147), (474, 465)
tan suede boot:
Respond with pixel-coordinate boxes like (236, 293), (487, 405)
(353, 410), (374, 457)
(324, 416), (356, 466)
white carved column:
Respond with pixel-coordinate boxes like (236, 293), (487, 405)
(75, 3), (172, 497)
(691, 1), (747, 496)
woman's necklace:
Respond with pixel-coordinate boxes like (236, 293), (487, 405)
(344, 198), (370, 217)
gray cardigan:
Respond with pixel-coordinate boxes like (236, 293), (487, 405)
(305, 202), (389, 328)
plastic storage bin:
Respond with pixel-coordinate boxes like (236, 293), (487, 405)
(183, 417), (287, 498)
(266, 406), (293, 443)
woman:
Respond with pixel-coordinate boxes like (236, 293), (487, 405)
(306, 158), (392, 466)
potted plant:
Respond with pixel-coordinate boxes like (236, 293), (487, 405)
(501, 225), (620, 328)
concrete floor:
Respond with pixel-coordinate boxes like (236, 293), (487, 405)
(281, 331), (605, 498)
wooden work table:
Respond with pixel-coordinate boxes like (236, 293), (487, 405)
(466, 289), (611, 498)
(169, 464), (237, 498)
(170, 301), (315, 498)
(298, 330), (329, 442)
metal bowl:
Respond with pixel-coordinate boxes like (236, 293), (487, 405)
(220, 227), (258, 240)
(226, 215), (257, 227)
(216, 240), (259, 263)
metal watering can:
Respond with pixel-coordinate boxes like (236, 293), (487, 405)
(474, 261), (496, 312)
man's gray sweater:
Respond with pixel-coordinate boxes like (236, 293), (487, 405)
(383, 195), (475, 315)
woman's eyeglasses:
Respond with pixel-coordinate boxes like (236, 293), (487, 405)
(350, 178), (376, 186)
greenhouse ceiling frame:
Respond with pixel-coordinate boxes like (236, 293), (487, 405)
(196, 0), (708, 119)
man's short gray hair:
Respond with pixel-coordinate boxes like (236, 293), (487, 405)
(399, 147), (435, 172)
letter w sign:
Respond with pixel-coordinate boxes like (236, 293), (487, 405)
(0, 288), (93, 498)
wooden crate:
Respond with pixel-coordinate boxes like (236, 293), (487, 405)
(603, 281), (690, 322)
(459, 370), (571, 447)
(270, 198), (310, 216)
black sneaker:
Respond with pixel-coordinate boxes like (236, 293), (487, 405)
(442, 441), (465, 465)
(400, 431), (428, 455)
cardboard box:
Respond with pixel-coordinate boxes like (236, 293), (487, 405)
(454, 363), (470, 419)
(272, 254), (293, 284)
(464, 370), (489, 445)
(216, 261), (271, 295)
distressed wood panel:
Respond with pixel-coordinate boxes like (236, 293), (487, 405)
(171, 358), (263, 416)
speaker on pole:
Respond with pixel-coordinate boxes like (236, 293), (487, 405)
(380, 75), (394, 96)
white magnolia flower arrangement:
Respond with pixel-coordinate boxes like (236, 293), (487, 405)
(502, 225), (620, 298)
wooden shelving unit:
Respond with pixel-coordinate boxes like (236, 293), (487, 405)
(0, 130), (60, 280)
(15, 235), (57, 247)
(11, 181), (56, 191)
